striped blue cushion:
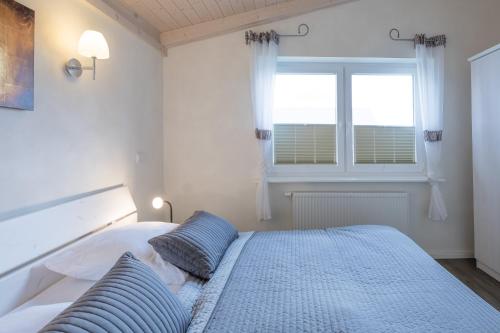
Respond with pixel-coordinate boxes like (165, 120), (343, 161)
(40, 252), (191, 333)
(149, 211), (238, 279)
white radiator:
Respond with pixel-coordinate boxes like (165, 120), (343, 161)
(292, 192), (409, 232)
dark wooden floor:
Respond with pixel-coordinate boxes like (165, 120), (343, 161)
(437, 259), (500, 311)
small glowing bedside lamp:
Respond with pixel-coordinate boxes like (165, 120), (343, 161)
(65, 30), (110, 80)
(152, 197), (173, 222)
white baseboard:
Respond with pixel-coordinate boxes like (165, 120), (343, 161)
(477, 261), (500, 282)
(427, 249), (474, 259)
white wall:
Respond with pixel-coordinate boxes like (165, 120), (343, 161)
(0, 0), (164, 221)
(164, 0), (500, 257)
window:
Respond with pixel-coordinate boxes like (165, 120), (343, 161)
(351, 74), (416, 165)
(273, 74), (337, 165)
(270, 59), (423, 179)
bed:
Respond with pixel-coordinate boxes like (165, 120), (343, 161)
(0, 185), (498, 332)
(189, 227), (500, 332)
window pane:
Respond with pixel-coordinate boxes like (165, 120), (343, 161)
(273, 74), (336, 124)
(352, 74), (416, 165)
(352, 74), (414, 126)
(273, 74), (337, 165)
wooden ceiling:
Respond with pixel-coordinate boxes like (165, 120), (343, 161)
(117, 0), (294, 32)
(91, 0), (356, 49)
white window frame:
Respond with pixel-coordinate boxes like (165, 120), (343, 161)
(345, 63), (425, 174)
(267, 57), (426, 182)
(268, 61), (345, 178)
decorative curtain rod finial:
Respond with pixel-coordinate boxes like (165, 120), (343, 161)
(389, 28), (447, 48)
(389, 28), (414, 42)
(280, 23), (310, 38)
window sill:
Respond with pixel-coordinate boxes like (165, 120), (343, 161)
(267, 176), (441, 184)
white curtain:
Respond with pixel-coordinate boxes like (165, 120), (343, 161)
(416, 36), (448, 221)
(248, 32), (279, 221)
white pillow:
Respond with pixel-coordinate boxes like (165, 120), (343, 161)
(0, 303), (71, 333)
(44, 222), (185, 283)
(148, 251), (188, 293)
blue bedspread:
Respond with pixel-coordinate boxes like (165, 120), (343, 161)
(187, 226), (500, 333)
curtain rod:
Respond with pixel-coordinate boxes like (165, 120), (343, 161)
(279, 24), (310, 38)
(389, 28), (447, 47)
(245, 24), (310, 44)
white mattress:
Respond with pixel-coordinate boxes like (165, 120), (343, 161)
(14, 277), (94, 312)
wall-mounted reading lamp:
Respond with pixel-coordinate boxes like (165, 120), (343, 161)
(65, 30), (109, 80)
(152, 197), (173, 223)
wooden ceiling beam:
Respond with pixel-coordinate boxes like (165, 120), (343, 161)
(160, 0), (357, 49)
(85, 0), (163, 51)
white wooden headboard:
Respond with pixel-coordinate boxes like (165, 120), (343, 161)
(0, 185), (137, 316)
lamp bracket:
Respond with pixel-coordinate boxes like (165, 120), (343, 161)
(65, 58), (83, 78)
(65, 57), (97, 80)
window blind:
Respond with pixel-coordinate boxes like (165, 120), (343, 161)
(274, 124), (336, 165)
(354, 126), (416, 164)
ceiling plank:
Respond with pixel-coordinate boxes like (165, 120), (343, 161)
(242, 0), (256, 11)
(161, 0), (357, 48)
(189, 0), (214, 22)
(217, 0), (235, 16)
(254, 0), (266, 9)
(158, 0), (193, 27)
(202, 0), (224, 20)
(230, 0), (246, 14)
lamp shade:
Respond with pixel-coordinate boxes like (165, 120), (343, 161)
(78, 30), (109, 59)
(152, 197), (164, 210)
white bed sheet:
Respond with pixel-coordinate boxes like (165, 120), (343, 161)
(14, 277), (94, 312)
(13, 261), (190, 313)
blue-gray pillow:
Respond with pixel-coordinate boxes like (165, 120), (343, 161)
(148, 211), (238, 279)
(40, 252), (191, 333)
